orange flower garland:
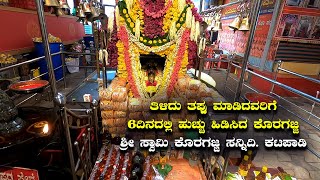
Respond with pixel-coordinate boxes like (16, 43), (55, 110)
(118, 26), (140, 98)
(167, 29), (190, 96)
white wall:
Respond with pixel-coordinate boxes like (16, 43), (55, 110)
(103, 0), (116, 17)
(67, 0), (74, 9)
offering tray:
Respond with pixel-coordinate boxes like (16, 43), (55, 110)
(8, 80), (49, 94)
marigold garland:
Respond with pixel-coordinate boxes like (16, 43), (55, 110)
(128, 0), (144, 31)
(118, 26), (140, 97)
(167, 29), (190, 96)
(118, 0), (189, 46)
(111, 0), (204, 98)
(130, 43), (147, 97)
(162, 0), (179, 34)
(116, 41), (127, 78)
(179, 43), (189, 76)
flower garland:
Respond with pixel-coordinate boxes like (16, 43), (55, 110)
(141, 0), (169, 39)
(126, 26), (184, 98)
(112, 0), (205, 98)
(156, 28), (185, 97)
(118, 0), (189, 46)
(118, 26), (140, 97)
(140, 0), (172, 18)
(108, 12), (119, 68)
(116, 41), (128, 78)
(143, 15), (166, 39)
(187, 39), (197, 69)
(179, 42), (189, 76)
(130, 43), (147, 98)
(121, 25), (185, 98)
(167, 29), (190, 96)
(128, 0), (144, 32)
(185, 0), (203, 22)
(162, 0), (179, 34)
(127, 28), (176, 53)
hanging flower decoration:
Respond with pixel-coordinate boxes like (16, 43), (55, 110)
(167, 29), (190, 95)
(140, 0), (172, 18)
(118, 0), (189, 46)
(108, 12), (119, 68)
(108, 0), (204, 98)
(118, 26), (141, 97)
(187, 39), (197, 69)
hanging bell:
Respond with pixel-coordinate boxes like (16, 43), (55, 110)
(44, 0), (59, 7)
(229, 15), (242, 30)
(59, 0), (70, 9)
(212, 21), (222, 31)
(239, 16), (250, 31)
(77, 6), (86, 18)
(91, 7), (99, 18)
(55, 7), (64, 16)
(83, 2), (92, 14)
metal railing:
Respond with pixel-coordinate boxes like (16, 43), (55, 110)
(0, 41), (102, 106)
(215, 58), (320, 159)
(55, 93), (99, 180)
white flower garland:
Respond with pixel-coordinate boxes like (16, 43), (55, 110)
(125, 26), (186, 99)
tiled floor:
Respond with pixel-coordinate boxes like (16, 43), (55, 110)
(207, 69), (320, 180)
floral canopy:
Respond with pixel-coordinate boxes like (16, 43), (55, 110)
(107, 0), (204, 98)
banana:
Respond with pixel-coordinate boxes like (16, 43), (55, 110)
(103, 49), (109, 66)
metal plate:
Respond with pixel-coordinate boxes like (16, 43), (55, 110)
(8, 80), (49, 94)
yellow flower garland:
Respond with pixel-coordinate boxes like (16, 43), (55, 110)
(115, 0), (200, 98)
(130, 43), (147, 97)
(157, 44), (175, 57)
(116, 41), (128, 79)
(122, 25), (186, 98)
(162, 0), (180, 34)
(179, 41), (189, 76)
(124, 0), (144, 35)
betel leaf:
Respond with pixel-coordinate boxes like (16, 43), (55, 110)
(284, 175), (293, 180)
